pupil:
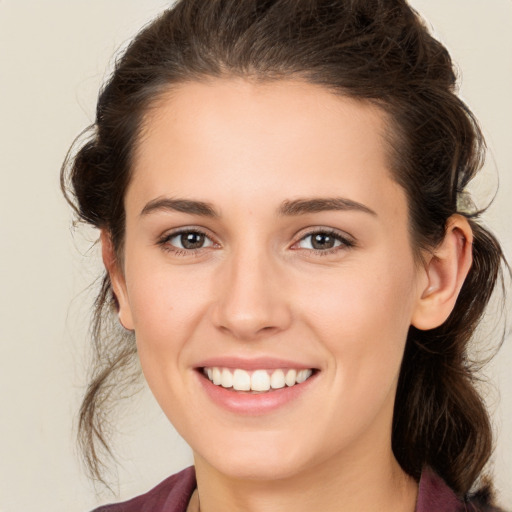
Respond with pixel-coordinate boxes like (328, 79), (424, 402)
(181, 232), (205, 249)
(312, 233), (335, 250)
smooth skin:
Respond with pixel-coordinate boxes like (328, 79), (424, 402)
(102, 78), (473, 512)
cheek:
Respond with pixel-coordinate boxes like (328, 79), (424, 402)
(123, 255), (223, 407)
(303, 253), (416, 332)
(126, 255), (211, 338)
(124, 265), (210, 418)
(299, 253), (418, 394)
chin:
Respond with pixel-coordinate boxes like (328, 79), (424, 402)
(195, 431), (319, 482)
(213, 455), (307, 482)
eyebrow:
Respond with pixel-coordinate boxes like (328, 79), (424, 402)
(140, 196), (376, 218)
(277, 197), (377, 217)
(140, 198), (220, 217)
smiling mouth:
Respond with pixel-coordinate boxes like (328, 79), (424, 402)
(201, 367), (316, 393)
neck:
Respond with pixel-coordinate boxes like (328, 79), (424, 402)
(192, 445), (418, 512)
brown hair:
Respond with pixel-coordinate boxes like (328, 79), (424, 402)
(62, 0), (508, 498)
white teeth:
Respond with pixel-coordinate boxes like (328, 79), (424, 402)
(296, 369), (312, 383)
(251, 370), (270, 391)
(285, 369), (297, 386)
(221, 368), (233, 388)
(233, 369), (251, 391)
(270, 369), (285, 389)
(212, 367), (222, 385)
(203, 366), (314, 392)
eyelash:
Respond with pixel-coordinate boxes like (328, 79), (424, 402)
(157, 228), (355, 257)
(157, 228), (217, 258)
(294, 228), (355, 256)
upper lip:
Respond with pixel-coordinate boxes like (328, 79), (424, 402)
(195, 356), (318, 371)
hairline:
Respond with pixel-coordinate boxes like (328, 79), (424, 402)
(116, 74), (424, 266)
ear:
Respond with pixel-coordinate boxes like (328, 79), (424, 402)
(100, 230), (134, 331)
(411, 215), (473, 330)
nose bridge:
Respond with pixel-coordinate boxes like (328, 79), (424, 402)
(211, 236), (291, 339)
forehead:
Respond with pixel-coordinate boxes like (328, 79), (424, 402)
(129, 78), (404, 219)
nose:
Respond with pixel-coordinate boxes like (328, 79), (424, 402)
(211, 244), (292, 341)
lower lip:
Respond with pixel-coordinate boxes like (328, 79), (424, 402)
(196, 370), (318, 415)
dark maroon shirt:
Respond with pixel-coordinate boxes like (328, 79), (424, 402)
(92, 466), (503, 512)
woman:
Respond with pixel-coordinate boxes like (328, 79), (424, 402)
(62, 0), (508, 510)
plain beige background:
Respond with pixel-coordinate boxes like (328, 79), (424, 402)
(0, 1), (510, 511)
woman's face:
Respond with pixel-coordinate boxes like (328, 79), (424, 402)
(113, 79), (428, 481)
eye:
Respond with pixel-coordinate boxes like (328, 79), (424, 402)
(159, 229), (216, 253)
(295, 229), (354, 252)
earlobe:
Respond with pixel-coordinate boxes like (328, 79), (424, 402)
(411, 215), (473, 330)
(100, 230), (135, 331)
